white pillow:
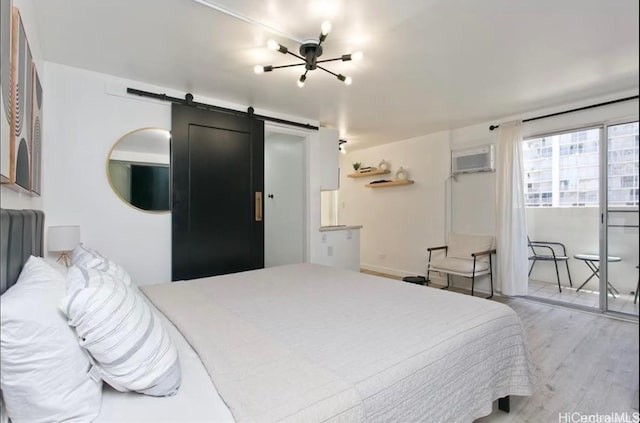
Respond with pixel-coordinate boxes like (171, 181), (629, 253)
(71, 244), (132, 285)
(0, 256), (102, 423)
(61, 266), (181, 396)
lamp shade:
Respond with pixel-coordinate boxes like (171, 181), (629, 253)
(47, 225), (81, 252)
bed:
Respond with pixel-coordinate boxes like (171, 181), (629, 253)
(1, 209), (535, 422)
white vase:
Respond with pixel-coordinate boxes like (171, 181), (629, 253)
(396, 167), (408, 181)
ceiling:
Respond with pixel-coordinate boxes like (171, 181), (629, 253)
(33, 0), (639, 148)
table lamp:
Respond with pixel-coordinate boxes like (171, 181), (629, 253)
(48, 225), (81, 267)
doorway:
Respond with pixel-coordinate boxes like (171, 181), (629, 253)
(605, 121), (639, 316)
(264, 131), (306, 267)
(524, 122), (639, 317)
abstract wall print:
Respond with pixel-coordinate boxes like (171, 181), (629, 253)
(9, 7), (32, 192)
(0, 0), (12, 182)
(30, 64), (41, 195)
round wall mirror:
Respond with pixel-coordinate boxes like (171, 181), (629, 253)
(107, 128), (171, 213)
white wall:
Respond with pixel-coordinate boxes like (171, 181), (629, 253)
(338, 131), (450, 277)
(43, 62), (320, 285)
(1, 0), (43, 210)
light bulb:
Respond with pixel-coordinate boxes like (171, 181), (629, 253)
(254, 65), (264, 74)
(340, 146), (347, 154)
(351, 51), (363, 61)
(297, 79), (305, 88)
(344, 76), (352, 85)
(267, 39), (279, 51)
(321, 21), (332, 36)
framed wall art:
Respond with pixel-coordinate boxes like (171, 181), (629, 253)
(1, 0), (12, 183)
(10, 7), (33, 192)
(1, 6), (41, 195)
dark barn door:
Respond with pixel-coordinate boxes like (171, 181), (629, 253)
(171, 104), (264, 280)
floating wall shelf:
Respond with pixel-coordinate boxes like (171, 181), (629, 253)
(347, 169), (391, 178)
(366, 180), (415, 188)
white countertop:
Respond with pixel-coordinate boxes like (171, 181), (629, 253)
(319, 225), (363, 232)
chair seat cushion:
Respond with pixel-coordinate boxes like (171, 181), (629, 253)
(529, 255), (569, 261)
(430, 257), (489, 275)
(447, 233), (494, 266)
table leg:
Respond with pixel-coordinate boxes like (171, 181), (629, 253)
(590, 265), (619, 297)
(576, 259), (619, 298)
(576, 263), (599, 292)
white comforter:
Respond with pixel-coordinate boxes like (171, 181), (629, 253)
(142, 264), (535, 423)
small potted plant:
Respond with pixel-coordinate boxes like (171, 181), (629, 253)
(353, 162), (362, 171)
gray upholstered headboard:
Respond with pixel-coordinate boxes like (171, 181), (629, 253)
(0, 209), (45, 295)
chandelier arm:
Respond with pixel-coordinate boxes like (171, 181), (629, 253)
(286, 51), (306, 61)
(317, 65), (338, 77)
(315, 57), (345, 64)
(270, 62), (307, 70)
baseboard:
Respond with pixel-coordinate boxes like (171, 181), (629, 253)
(359, 264), (497, 296)
(360, 263), (446, 283)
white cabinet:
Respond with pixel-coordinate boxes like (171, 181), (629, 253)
(309, 128), (339, 191)
(315, 227), (362, 272)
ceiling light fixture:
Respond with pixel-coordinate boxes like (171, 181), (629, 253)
(339, 139), (347, 154)
(255, 21), (362, 87)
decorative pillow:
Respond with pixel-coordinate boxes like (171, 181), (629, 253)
(61, 266), (181, 397)
(71, 244), (132, 285)
(0, 256), (102, 423)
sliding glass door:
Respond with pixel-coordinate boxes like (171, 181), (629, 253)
(524, 121), (639, 317)
(524, 127), (603, 310)
(604, 122), (639, 317)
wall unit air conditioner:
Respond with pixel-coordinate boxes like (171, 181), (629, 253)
(451, 145), (494, 174)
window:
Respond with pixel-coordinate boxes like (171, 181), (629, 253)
(523, 122), (639, 207)
(608, 122), (640, 207)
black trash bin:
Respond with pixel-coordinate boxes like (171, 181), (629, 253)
(402, 276), (428, 286)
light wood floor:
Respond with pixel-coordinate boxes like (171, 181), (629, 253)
(477, 297), (639, 422)
(361, 270), (640, 422)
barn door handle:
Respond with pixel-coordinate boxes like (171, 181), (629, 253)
(255, 192), (263, 222)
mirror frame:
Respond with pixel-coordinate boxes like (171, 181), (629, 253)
(106, 127), (171, 214)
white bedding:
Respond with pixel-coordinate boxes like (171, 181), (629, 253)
(137, 264), (534, 423)
(96, 301), (234, 423)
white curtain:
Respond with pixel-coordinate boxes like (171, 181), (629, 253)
(495, 121), (529, 296)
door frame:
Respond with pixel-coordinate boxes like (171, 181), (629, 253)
(599, 115), (639, 316)
(264, 122), (313, 263)
(523, 116), (639, 318)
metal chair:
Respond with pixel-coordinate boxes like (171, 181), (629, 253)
(426, 233), (496, 299)
(528, 236), (572, 292)
(634, 265), (638, 305)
